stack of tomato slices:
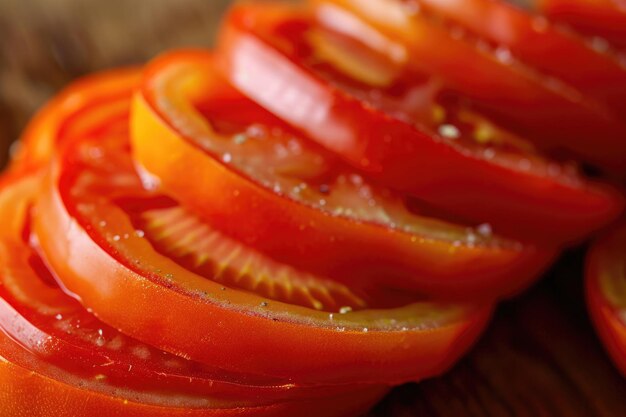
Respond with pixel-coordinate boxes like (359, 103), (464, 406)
(2, 0), (626, 415)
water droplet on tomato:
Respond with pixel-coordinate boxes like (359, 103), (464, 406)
(495, 47), (513, 64)
(589, 36), (610, 54)
(483, 148), (496, 160)
(438, 124), (460, 139)
(233, 133), (247, 145)
(476, 223), (493, 237)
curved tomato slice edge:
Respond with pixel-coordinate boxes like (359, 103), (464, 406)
(134, 49), (554, 299)
(34, 126), (492, 385)
(0, 335), (383, 417)
(304, 0), (626, 176)
(1, 175), (386, 405)
(391, 0), (626, 117)
(12, 67), (140, 173)
(535, 0), (626, 51)
(217, 3), (623, 244)
(0, 174), (387, 415)
(586, 222), (626, 377)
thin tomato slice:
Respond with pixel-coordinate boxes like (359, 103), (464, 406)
(535, 0), (626, 51)
(133, 50), (554, 299)
(394, 0), (626, 116)
(12, 67), (140, 173)
(34, 114), (492, 385)
(0, 333), (382, 417)
(304, 0), (626, 175)
(587, 222), (626, 377)
(217, 5), (623, 244)
(0, 174), (387, 416)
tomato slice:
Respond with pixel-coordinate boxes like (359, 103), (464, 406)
(0, 174), (387, 416)
(0, 351), (381, 417)
(34, 107), (492, 386)
(302, 0), (626, 175)
(392, 0), (626, 116)
(12, 67), (140, 173)
(217, 4), (623, 244)
(133, 49), (555, 299)
(535, 0), (626, 51)
(587, 222), (626, 377)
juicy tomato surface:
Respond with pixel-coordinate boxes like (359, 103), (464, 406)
(0, 174), (387, 416)
(587, 222), (626, 377)
(306, 0), (626, 176)
(395, 0), (626, 116)
(33, 91), (493, 384)
(218, 3), (623, 244)
(9, 0), (626, 412)
(536, 0), (626, 50)
(133, 49), (556, 299)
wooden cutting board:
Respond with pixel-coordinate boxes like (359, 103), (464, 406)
(1, 1), (625, 415)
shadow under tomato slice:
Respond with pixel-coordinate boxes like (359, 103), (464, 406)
(586, 222), (626, 378)
(133, 49), (555, 299)
(217, 3), (623, 245)
(34, 115), (493, 385)
(0, 174), (388, 416)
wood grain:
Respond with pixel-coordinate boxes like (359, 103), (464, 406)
(1, 1), (625, 415)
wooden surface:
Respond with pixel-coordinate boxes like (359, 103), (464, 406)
(1, 1), (625, 415)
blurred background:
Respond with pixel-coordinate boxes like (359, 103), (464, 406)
(2, 1), (626, 415)
(0, 0), (238, 168)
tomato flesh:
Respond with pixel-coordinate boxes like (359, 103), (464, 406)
(35, 126), (493, 384)
(218, 4), (623, 244)
(133, 50), (556, 299)
(306, 0), (626, 176)
(0, 174), (387, 416)
(392, 0), (626, 118)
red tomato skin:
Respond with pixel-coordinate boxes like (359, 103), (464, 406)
(35, 161), (493, 385)
(409, 0), (626, 116)
(0, 173), (389, 415)
(0, 354), (385, 417)
(135, 49), (556, 300)
(218, 5), (624, 245)
(303, 0), (626, 176)
(536, 0), (626, 50)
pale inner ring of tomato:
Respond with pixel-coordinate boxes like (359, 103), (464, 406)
(148, 58), (512, 248)
(0, 176), (299, 408)
(67, 134), (479, 323)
